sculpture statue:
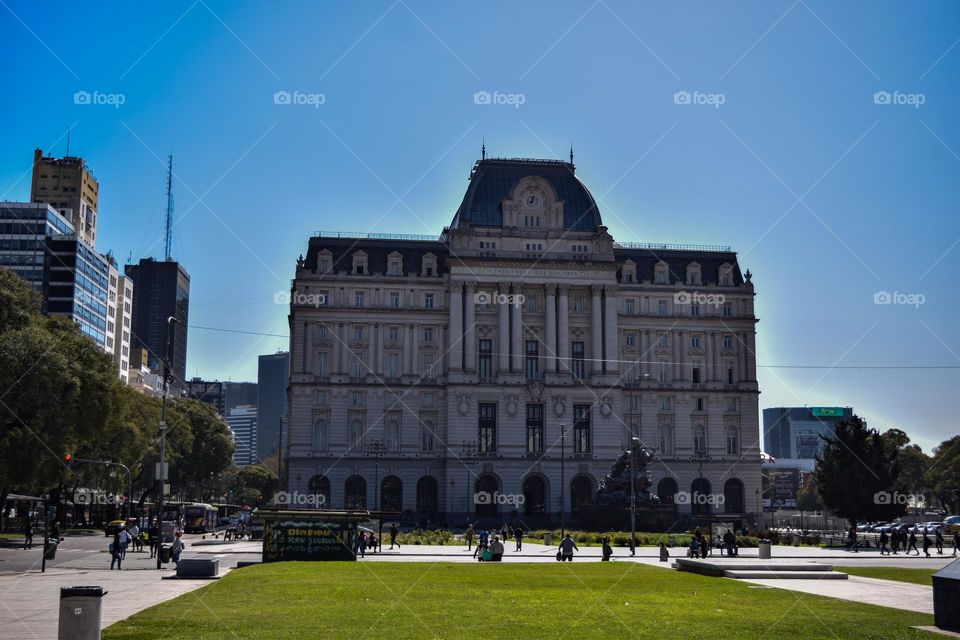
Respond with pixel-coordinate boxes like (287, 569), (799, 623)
(592, 437), (659, 507)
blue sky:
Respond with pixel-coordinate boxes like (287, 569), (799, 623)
(1, 1), (958, 452)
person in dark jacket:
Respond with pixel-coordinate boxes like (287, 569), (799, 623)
(878, 530), (890, 555)
(110, 532), (122, 570)
(601, 537), (612, 561)
(907, 530), (920, 555)
(559, 534), (579, 561)
(922, 531), (932, 558)
(389, 524), (400, 549)
(514, 526), (523, 552)
(22, 520), (33, 550)
(935, 528), (944, 554)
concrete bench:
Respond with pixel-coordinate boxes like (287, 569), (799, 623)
(176, 558), (219, 578)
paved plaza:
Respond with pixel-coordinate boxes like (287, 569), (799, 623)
(0, 535), (954, 636)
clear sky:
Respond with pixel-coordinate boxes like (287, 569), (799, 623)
(1, 1), (958, 452)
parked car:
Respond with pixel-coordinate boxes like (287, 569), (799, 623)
(944, 515), (960, 535)
(104, 520), (126, 536)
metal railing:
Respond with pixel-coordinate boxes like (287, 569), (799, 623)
(614, 241), (733, 252)
(315, 230), (443, 242)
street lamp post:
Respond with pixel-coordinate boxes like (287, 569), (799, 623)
(559, 423), (566, 539)
(157, 315), (178, 570)
(629, 443), (637, 556)
(459, 441), (477, 525)
(366, 439), (385, 512)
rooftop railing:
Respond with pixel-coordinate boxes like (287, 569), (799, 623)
(614, 241), (733, 252)
(314, 230), (443, 242)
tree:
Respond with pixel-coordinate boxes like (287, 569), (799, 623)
(166, 399), (235, 500)
(813, 415), (906, 526)
(881, 428), (933, 508)
(927, 436), (960, 514)
(227, 465), (278, 506)
(795, 481), (824, 512)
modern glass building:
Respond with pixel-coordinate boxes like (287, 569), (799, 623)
(257, 352), (289, 460)
(124, 257), (190, 383)
(47, 235), (112, 349)
(762, 406), (854, 460)
(0, 202), (74, 290)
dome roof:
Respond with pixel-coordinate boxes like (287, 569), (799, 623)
(452, 158), (602, 231)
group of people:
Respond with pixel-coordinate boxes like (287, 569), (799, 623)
(464, 523), (524, 555)
(356, 524), (403, 557)
(109, 519), (184, 569)
(875, 527), (957, 557)
(687, 528), (738, 558)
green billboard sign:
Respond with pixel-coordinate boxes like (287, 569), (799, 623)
(258, 509), (369, 562)
(811, 407), (844, 417)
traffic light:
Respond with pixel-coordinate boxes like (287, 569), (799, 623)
(64, 453), (72, 466)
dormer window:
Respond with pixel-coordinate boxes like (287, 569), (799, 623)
(719, 264), (734, 286)
(421, 252), (437, 277)
(387, 252), (403, 276)
(655, 262), (669, 285)
(318, 250), (333, 274)
(622, 260), (637, 284)
(352, 251), (368, 275)
(686, 262), (702, 286)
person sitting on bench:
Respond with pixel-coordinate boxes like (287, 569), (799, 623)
(489, 536), (504, 561)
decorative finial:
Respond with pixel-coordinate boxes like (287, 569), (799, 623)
(481, 138), (486, 160)
(569, 142), (574, 165)
(744, 268), (752, 283)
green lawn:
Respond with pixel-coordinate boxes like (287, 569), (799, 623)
(103, 562), (933, 639)
(837, 566), (937, 586)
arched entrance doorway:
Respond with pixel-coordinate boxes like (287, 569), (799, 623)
(522, 476), (546, 516)
(724, 478), (744, 514)
(345, 476), (366, 509)
(691, 477), (712, 516)
(474, 474), (499, 518)
(656, 477), (678, 506)
(307, 475), (330, 508)
(570, 475), (593, 516)
(416, 476), (438, 515)
(381, 476), (402, 513)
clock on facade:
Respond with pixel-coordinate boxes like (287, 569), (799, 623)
(523, 193), (541, 208)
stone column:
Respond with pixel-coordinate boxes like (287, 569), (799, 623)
(448, 283), (462, 371)
(304, 323), (313, 374)
(705, 331), (713, 382)
(545, 285), (557, 373)
(640, 330), (649, 377)
(374, 324), (383, 375)
(558, 285), (570, 373)
(714, 332), (723, 382)
(746, 331), (757, 381)
(739, 332), (748, 383)
(338, 323), (349, 374)
(591, 286), (603, 376)
(603, 288), (619, 374)
(464, 283), (476, 372)
(497, 283), (510, 374)
(511, 283), (523, 373)
(365, 324), (375, 376)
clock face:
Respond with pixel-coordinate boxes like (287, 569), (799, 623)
(524, 193), (542, 208)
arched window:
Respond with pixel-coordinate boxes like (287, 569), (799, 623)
(416, 476), (438, 515)
(724, 478), (745, 514)
(693, 424), (706, 457)
(312, 419), (328, 451)
(686, 262), (702, 286)
(381, 476), (402, 512)
(726, 425), (739, 455)
(659, 424), (674, 456)
(522, 476), (546, 516)
(474, 475), (499, 517)
(345, 476), (366, 509)
(570, 475), (593, 516)
(691, 477), (712, 516)
(385, 420), (399, 452)
(307, 475), (330, 508)
(657, 477), (678, 505)
(349, 420), (363, 449)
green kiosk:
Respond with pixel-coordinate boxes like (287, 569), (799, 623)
(257, 509), (370, 562)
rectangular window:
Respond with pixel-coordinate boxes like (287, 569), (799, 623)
(659, 396), (671, 411)
(422, 392), (433, 407)
(423, 327), (433, 342)
(723, 302), (732, 317)
(572, 341), (585, 379)
(316, 352), (327, 377)
(573, 295), (584, 313)
(658, 300), (668, 316)
(479, 403), (497, 453)
(727, 428), (739, 455)
(692, 366), (701, 384)
(726, 366), (734, 384)
(525, 339), (539, 379)
(656, 270), (667, 284)
(388, 326), (399, 342)
(691, 334), (701, 349)
(659, 360), (669, 384)
(351, 391), (364, 406)
(315, 390), (328, 406)
(573, 404), (591, 453)
(388, 262), (401, 276)
(353, 326), (364, 341)
(354, 291), (364, 307)
(479, 339), (493, 379)
(625, 333), (635, 346)
(625, 299), (635, 315)
(696, 397), (705, 412)
(726, 397), (738, 412)
(423, 353), (434, 377)
(691, 303), (700, 316)
(421, 419), (436, 453)
(424, 293), (434, 309)
(526, 404), (543, 454)
(390, 291), (401, 308)
(387, 353), (399, 378)
(723, 335), (733, 350)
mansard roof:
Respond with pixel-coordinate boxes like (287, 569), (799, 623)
(303, 236), (449, 275)
(451, 158), (602, 231)
(613, 247), (745, 286)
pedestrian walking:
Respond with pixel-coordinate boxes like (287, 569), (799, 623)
(659, 541), (670, 563)
(601, 537), (612, 561)
(935, 529), (944, 555)
(358, 533), (367, 557)
(953, 532), (959, 556)
(110, 532), (122, 570)
(465, 525), (475, 551)
(879, 531), (890, 555)
(891, 529), (900, 554)
(490, 536), (504, 561)
(558, 533), (579, 561)
(389, 524), (400, 549)
(723, 529), (737, 557)
(148, 520), (160, 558)
(847, 526), (858, 553)
(129, 521), (142, 552)
(22, 520), (33, 550)
(688, 536), (700, 558)
(922, 532), (932, 558)
(171, 532), (185, 567)
(907, 530), (920, 555)
(514, 525), (523, 552)
(51, 522), (61, 542)
(118, 526), (132, 560)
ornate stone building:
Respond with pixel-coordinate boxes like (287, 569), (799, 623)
(285, 156), (761, 527)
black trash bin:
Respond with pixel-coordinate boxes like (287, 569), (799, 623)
(59, 586), (107, 640)
(44, 539), (58, 560)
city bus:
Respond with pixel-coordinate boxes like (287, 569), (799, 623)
(183, 503), (219, 533)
